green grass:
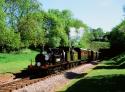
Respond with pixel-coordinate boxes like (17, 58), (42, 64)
(0, 49), (38, 74)
(86, 69), (125, 77)
(58, 52), (125, 92)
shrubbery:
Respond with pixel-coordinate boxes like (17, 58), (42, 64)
(110, 20), (125, 51)
(90, 41), (110, 51)
(0, 29), (21, 52)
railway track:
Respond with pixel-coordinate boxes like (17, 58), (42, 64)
(0, 61), (88, 92)
(0, 73), (60, 92)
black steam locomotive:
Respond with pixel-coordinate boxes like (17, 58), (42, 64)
(28, 47), (99, 76)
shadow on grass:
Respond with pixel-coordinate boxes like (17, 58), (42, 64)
(64, 74), (125, 92)
(64, 72), (87, 79)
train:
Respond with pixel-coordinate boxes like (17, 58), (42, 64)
(27, 47), (99, 76)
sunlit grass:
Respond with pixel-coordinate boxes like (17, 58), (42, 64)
(86, 69), (125, 77)
(0, 50), (38, 74)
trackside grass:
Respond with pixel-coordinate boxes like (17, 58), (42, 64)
(0, 49), (38, 74)
(59, 53), (125, 92)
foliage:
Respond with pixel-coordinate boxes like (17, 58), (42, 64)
(0, 0), (43, 52)
(0, 0), (21, 52)
(5, 0), (41, 31)
(78, 28), (91, 48)
(70, 19), (87, 29)
(0, 0), (6, 30)
(0, 29), (21, 52)
(109, 20), (125, 50)
(48, 9), (73, 34)
(90, 41), (110, 51)
(46, 9), (72, 47)
(18, 13), (46, 47)
(48, 36), (61, 47)
(90, 28), (105, 41)
(78, 27), (110, 51)
(102, 52), (125, 65)
(0, 1), (89, 52)
(47, 9), (89, 48)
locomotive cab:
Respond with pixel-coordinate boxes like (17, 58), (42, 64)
(50, 48), (62, 64)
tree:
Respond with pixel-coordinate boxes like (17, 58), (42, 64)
(0, 1), (91, 51)
(48, 9), (73, 34)
(0, 0), (6, 31)
(0, 29), (21, 52)
(45, 9), (70, 47)
(0, 0), (7, 51)
(0, 0), (21, 51)
(47, 9), (88, 48)
(78, 28), (91, 48)
(68, 22), (88, 47)
(5, 0), (41, 31)
(47, 14), (68, 47)
(90, 28), (105, 41)
(110, 20), (125, 51)
(18, 13), (46, 48)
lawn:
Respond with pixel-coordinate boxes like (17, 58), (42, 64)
(0, 49), (38, 74)
(59, 52), (125, 92)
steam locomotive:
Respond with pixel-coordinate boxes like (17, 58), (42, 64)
(28, 47), (99, 76)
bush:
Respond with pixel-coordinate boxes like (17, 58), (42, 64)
(110, 25), (125, 51)
(0, 29), (21, 52)
(90, 41), (110, 51)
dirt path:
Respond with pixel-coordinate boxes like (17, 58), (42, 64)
(0, 73), (15, 86)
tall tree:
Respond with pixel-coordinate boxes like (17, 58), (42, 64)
(48, 9), (73, 35)
(0, 0), (21, 52)
(47, 9), (88, 47)
(0, 0), (7, 51)
(78, 28), (91, 48)
(0, 0), (6, 30)
(90, 28), (105, 41)
(18, 13), (46, 48)
(110, 20), (125, 51)
(45, 9), (70, 47)
(5, 0), (41, 31)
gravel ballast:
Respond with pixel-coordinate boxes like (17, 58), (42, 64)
(13, 63), (95, 92)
